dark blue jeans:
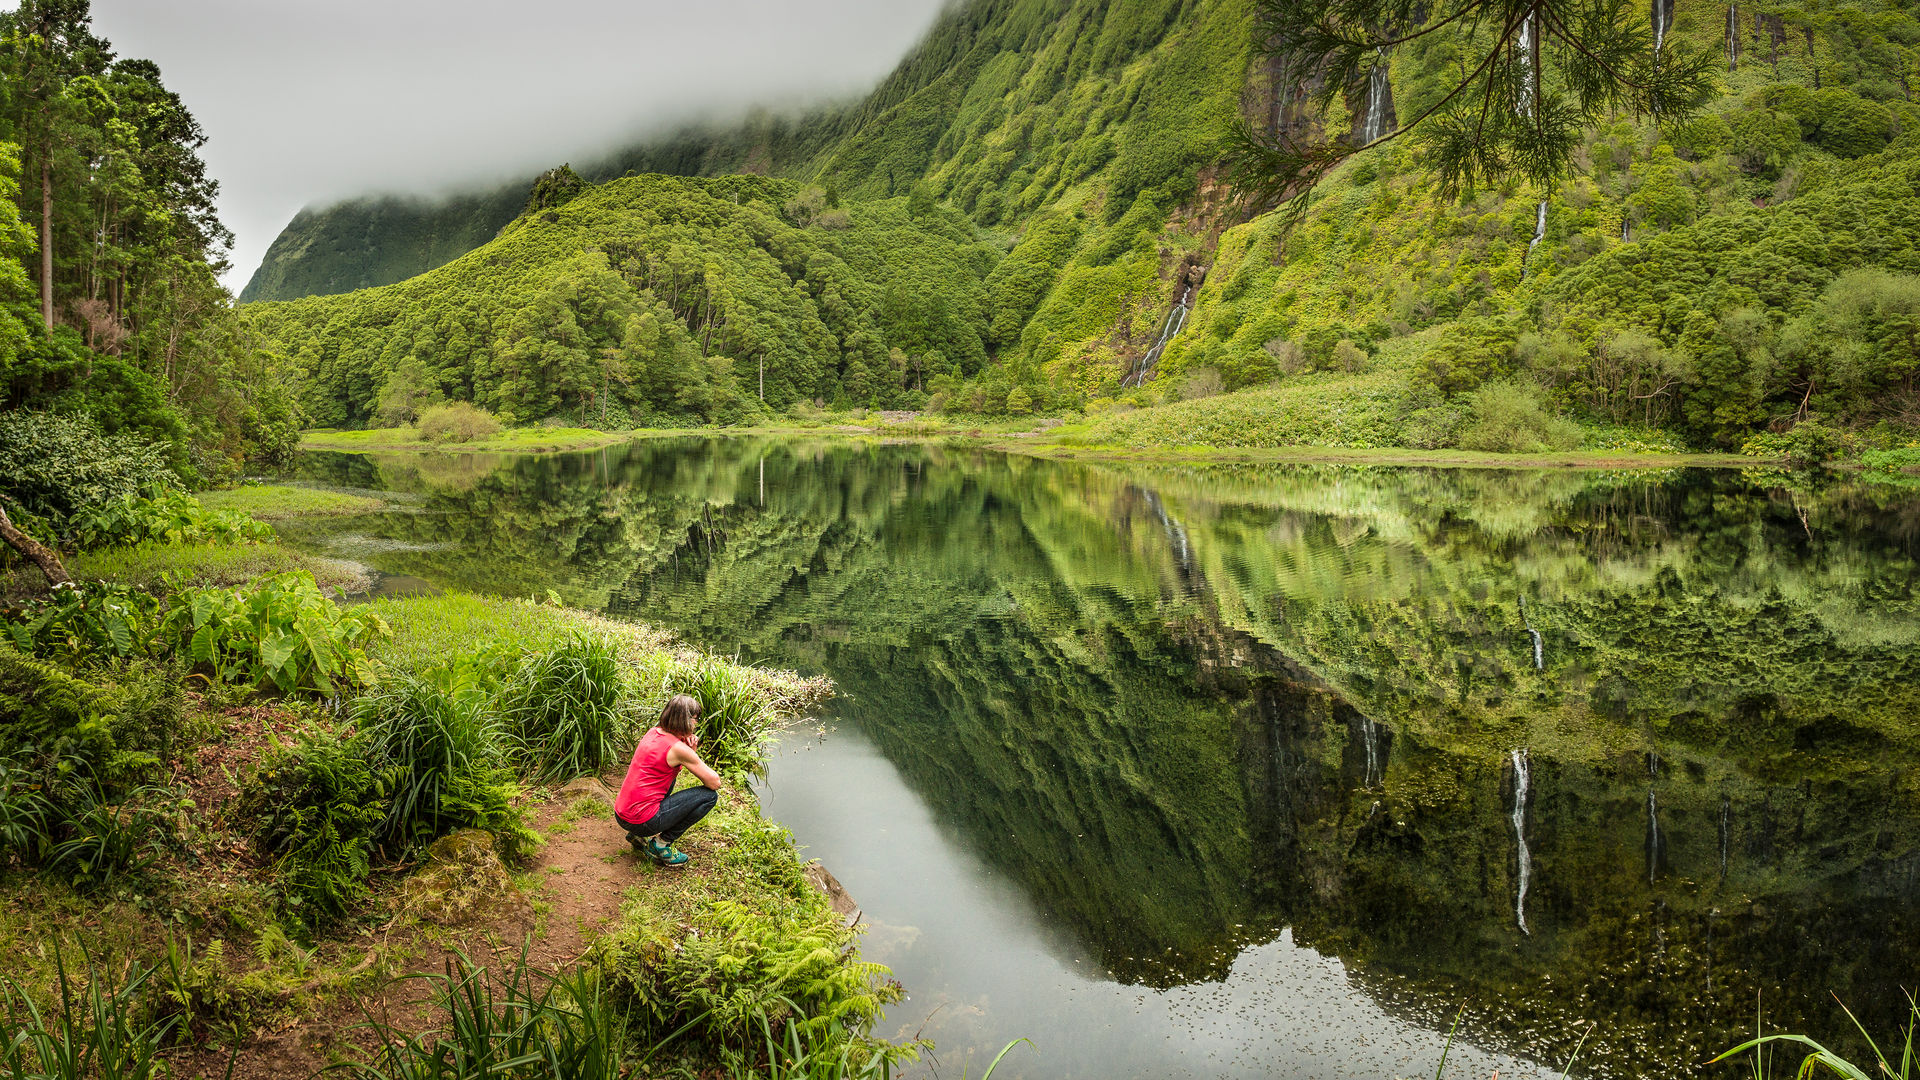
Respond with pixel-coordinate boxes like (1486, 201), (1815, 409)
(618, 785), (717, 844)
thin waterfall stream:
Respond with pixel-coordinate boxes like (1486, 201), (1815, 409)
(1122, 286), (1191, 389)
(1519, 595), (1544, 669)
(1511, 749), (1533, 935)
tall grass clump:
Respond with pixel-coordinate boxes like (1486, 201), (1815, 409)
(350, 655), (535, 859)
(0, 951), (175, 1080)
(667, 656), (779, 779)
(502, 632), (624, 781)
(337, 951), (625, 1080)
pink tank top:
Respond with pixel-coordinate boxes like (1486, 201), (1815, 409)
(616, 727), (684, 824)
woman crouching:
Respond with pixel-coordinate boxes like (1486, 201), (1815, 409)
(615, 694), (721, 867)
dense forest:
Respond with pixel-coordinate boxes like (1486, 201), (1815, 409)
(0, 1), (301, 478)
(241, 0), (1920, 456)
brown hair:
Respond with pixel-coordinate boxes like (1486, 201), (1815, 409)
(658, 694), (703, 737)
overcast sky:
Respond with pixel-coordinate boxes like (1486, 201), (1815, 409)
(74, 0), (948, 290)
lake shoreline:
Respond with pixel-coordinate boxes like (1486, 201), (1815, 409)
(303, 423), (1778, 470)
(0, 490), (897, 1076)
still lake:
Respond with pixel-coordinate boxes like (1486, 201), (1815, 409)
(288, 438), (1920, 1079)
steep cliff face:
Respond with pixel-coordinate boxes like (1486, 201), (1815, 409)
(240, 0), (1253, 304)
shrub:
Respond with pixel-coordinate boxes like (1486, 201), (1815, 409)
(666, 657), (782, 780)
(417, 402), (504, 443)
(5, 574), (389, 695)
(0, 644), (154, 783)
(1457, 381), (1582, 453)
(238, 725), (384, 921)
(1741, 419), (1860, 465)
(0, 411), (177, 526)
(351, 659), (534, 859)
(69, 492), (275, 551)
(43, 778), (173, 891)
(1179, 367), (1225, 401)
(611, 897), (901, 1056)
(502, 633), (625, 782)
(160, 572), (390, 694)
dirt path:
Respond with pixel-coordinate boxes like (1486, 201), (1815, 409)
(175, 778), (655, 1080)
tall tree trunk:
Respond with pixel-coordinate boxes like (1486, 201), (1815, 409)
(39, 155), (54, 329)
(0, 505), (71, 588)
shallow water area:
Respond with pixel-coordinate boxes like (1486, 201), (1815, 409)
(289, 436), (1920, 1079)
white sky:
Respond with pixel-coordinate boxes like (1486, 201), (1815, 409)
(64, 0), (948, 289)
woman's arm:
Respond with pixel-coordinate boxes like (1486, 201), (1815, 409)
(668, 741), (724, 790)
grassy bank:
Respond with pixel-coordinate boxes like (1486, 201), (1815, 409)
(996, 439), (1759, 470)
(198, 484), (386, 518)
(302, 426), (640, 454)
(0, 485), (896, 1077)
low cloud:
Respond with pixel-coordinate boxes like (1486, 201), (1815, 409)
(86, 0), (947, 289)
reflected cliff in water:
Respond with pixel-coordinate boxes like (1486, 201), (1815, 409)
(295, 441), (1920, 1076)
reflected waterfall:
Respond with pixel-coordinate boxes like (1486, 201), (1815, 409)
(1512, 748), (1532, 935)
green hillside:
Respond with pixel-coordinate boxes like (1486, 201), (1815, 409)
(243, 0), (1920, 453)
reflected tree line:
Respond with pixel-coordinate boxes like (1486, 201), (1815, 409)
(298, 444), (1920, 1076)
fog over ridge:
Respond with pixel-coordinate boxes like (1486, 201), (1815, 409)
(80, 0), (950, 290)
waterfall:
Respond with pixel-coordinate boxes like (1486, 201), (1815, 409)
(1518, 595), (1544, 669)
(1516, 10), (1539, 117)
(1123, 286), (1191, 389)
(1360, 54), (1391, 143)
(1653, 0), (1674, 51)
(1727, 3), (1739, 68)
(1361, 714), (1382, 788)
(1511, 749), (1532, 935)
(1521, 200), (1548, 281)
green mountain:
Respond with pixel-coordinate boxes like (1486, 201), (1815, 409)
(242, 0), (1920, 449)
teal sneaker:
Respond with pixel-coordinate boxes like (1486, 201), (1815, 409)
(644, 838), (690, 868)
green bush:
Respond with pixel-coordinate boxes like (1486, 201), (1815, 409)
(1741, 419), (1860, 465)
(1456, 381), (1582, 453)
(69, 492), (275, 551)
(0, 412), (177, 527)
(502, 633), (625, 782)
(666, 656), (782, 781)
(161, 572), (389, 694)
(0, 645), (158, 785)
(351, 658), (534, 859)
(417, 402), (505, 443)
(43, 778), (173, 891)
(4, 573), (389, 695)
(610, 898), (900, 1055)
(0, 950), (176, 1080)
(238, 725), (385, 921)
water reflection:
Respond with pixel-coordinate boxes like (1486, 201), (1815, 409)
(294, 441), (1920, 1077)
